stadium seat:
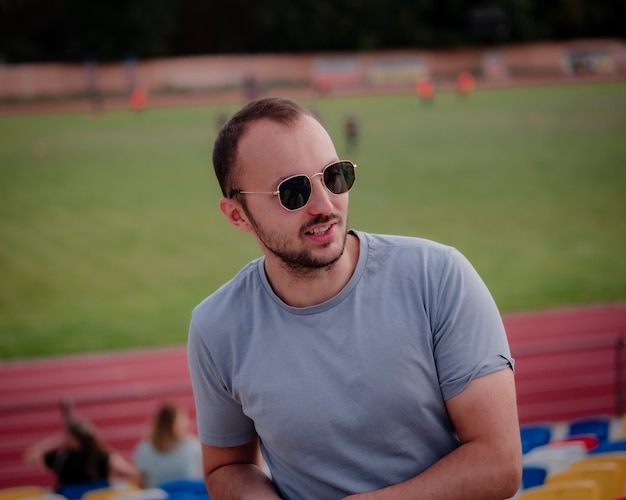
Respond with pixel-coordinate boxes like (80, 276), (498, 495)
(518, 480), (601, 500)
(589, 438), (626, 454)
(568, 454), (626, 499)
(109, 489), (168, 500)
(81, 485), (139, 500)
(20, 494), (66, 500)
(522, 465), (548, 489)
(158, 479), (207, 496)
(60, 481), (110, 500)
(549, 435), (599, 451)
(0, 487), (47, 500)
(521, 424), (553, 453)
(546, 462), (620, 500)
(523, 442), (587, 473)
(567, 416), (611, 443)
(158, 480), (209, 500)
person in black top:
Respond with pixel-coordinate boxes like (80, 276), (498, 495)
(24, 401), (137, 490)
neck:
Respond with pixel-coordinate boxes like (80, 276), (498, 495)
(265, 232), (359, 307)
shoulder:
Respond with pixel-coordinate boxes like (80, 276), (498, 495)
(188, 259), (268, 377)
(354, 231), (484, 302)
(178, 438), (202, 454)
(133, 441), (153, 460)
(358, 230), (453, 253)
(356, 230), (460, 270)
(190, 258), (263, 331)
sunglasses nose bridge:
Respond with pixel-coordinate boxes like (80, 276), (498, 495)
(305, 171), (335, 211)
(310, 171), (324, 183)
(311, 170), (334, 198)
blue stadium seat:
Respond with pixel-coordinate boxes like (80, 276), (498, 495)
(59, 480), (110, 500)
(589, 438), (626, 454)
(521, 424), (552, 453)
(567, 416), (610, 443)
(158, 480), (209, 500)
(522, 465), (548, 489)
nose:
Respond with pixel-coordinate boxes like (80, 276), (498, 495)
(306, 173), (334, 214)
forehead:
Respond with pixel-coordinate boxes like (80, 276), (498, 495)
(237, 115), (337, 179)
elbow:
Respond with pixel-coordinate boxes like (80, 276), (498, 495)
(23, 449), (42, 469)
(503, 466), (523, 498)
(482, 437), (523, 498)
(205, 466), (226, 498)
(499, 451), (523, 498)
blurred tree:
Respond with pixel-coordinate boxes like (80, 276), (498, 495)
(0, 0), (178, 62)
(0, 0), (624, 63)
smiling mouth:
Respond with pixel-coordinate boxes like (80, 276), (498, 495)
(305, 224), (333, 236)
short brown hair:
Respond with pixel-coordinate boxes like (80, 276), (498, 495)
(212, 97), (314, 197)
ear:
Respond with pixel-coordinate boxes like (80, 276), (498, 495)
(219, 197), (253, 232)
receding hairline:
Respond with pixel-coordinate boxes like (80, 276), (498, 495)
(213, 98), (318, 198)
(236, 111), (326, 169)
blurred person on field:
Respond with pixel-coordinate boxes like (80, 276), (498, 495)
(24, 400), (138, 491)
(133, 402), (202, 488)
(343, 113), (360, 156)
(416, 77), (435, 106)
(188, 97), (522, 499)
(457, 71), (476, 97)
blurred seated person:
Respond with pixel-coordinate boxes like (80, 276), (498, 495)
(133, 402), (202, 488)
(24, 403), (138, 491)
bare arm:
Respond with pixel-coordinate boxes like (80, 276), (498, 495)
(23, 433), (66, 469)
(345, 369), (522, 500)
(108, 451), (140, 483)
(203, 437), (281, 500)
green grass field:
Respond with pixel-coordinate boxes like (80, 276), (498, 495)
(1, 81), (625, 359)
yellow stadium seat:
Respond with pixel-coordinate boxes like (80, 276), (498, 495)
(109, 489), (168, 500)
(568, 454), (626, 499)
(518, 480), (601, 500)
(81, 485), (139, 500)
(546, 462), (620, 500)
(22, 494), (66, 500)
(0, 487), (48, 500)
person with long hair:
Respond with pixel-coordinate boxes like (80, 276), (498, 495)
(133, 402), (202, 488)
(24, 402), (138, 491)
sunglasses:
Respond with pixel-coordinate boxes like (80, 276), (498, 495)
(229, 160), (357, 211)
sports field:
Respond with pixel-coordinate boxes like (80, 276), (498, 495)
(1, 81), (625, 359)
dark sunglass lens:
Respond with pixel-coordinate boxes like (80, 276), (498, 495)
(324, 161), (355, 194)
(278, 176), (311, 210)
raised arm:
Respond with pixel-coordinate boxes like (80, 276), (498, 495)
(345, 369), (522, 499)
(23, 432), (67, 469)
(203, 437), (281, 500)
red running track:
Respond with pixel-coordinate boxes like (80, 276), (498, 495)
(1, 301), (625, 489)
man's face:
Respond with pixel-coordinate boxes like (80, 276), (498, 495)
(232, 115), (350, 276)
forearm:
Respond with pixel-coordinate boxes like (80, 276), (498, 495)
(206, 463), (281, 500)
(344, 440), (521, 500)
(24, 433), (66, 467)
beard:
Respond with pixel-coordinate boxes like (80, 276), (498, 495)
(244, 209), (348, 278)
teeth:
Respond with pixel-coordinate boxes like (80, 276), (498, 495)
(309, 225), (330, 235)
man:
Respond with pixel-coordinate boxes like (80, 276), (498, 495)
(187, 97), (522, 499)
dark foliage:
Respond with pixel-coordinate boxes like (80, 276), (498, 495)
(0, 0), (624, 63)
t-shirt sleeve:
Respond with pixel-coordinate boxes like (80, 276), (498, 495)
(187, 317), (257, 447)
(432, 247), (513, 401)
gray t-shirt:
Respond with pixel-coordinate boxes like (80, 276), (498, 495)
(188, 231), (513, 499)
